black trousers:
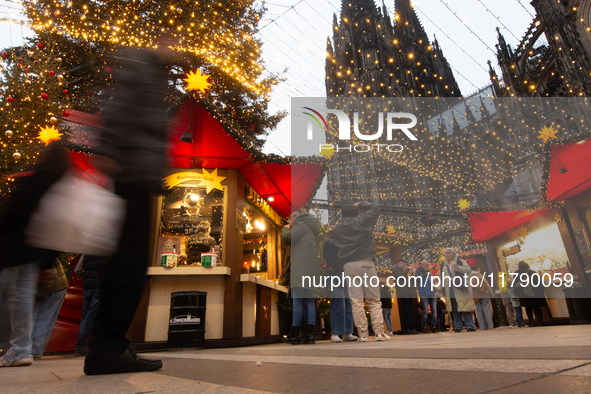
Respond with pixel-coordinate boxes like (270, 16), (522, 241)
(525, 306), (544, 326)
(399, 298), (413, 331)
(90, 184), (152, 357)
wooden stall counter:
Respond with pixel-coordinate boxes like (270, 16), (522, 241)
(144, 266), (230, 342)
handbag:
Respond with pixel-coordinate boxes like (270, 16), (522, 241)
(24, 170), (126, 255)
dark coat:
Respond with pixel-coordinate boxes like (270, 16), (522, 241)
(323, 237), (342, 275)
(515, 268), (547, 308)
(76, 255), (109, 289)
(332, 201), (379, 263)
(0, 142), (67, 269)
(97, 48), (170, 193)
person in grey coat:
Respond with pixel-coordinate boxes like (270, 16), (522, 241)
(281, 209), (319, 345)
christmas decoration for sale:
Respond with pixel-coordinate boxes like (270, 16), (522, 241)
(5, 130), (13, 137)
(183, 70), (212, 94)
(12, 152), (21, 159)
(37, 125), (63, 146)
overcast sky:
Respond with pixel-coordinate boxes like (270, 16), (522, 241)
(0, 0), (538, 156)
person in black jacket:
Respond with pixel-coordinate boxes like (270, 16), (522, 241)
(83, 41), (173, 375)
(513, 261), (547, 327)
(74, 255), (109, 356)
(324, 231), (358, 343)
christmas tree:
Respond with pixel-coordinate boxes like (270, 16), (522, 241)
(0, 39), (73, 180)
(21, 0), (285, 145)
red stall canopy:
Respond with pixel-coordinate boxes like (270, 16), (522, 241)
(467, 208), (551, 243)
(167, 98), (325, 217)
(545, 137), (591, 202)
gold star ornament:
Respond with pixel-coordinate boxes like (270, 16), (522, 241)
(319, 145), (336, 158)
(537, 125), (559, 143)
(386, 225), (396, 234)
(457, 198), (470, 210)
(184, 70), (212, 93)
(37, 125), (63, 145)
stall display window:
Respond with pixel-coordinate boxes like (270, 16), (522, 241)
(158, 185), (224, 266)
(242, 205), (269, 279)
(498, 223), (569, 274)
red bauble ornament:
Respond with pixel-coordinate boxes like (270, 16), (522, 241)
(63, 89), (68, 95)
(7, 97), (13, 103)
(62, 110), (70, 117)
(104, 66), (112, 73)
(41, 93), (49, 99)
(24, 69), (29, 73)
(250, 125), (255, 130)
(1, 51), (8, 57)
(36, 43), (44, 49)
(49, 71), (55, 76)
(18, 58), (23, 62)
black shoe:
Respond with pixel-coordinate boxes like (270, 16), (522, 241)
(74, 346), (89, 357)
(421, 327), (429, 334)
(282, 326), (301, 345)
(467, 328), (477, 332)
(300, 324), (315, 344)
(405, 330), (420, 335)
(431, 327), (439, 333)
(454, 329), (462, 332)
(84, 348), (162, 375)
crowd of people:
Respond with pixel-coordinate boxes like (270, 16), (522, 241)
(281, 202), (548, 344)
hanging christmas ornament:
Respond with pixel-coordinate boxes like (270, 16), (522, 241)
(104, 66), (112, 73)
(183, 70), (212, 93)
(249, 125), (255, 130)
(5, 130), (13, 137)
(24, 69), (29, 73)
(56, 57), (62, 62)
(50, 116), (58, 124)
(7, 97), (13, 103)
(54, 10), (60, 16)
(57, 74), (63, 81)
(37, 125), (63, 145)
(1, 51), (8, 57)
(41, 93), (49, 99)
(63, 89), (68, 95)
(537, 125), (559, 143)
(49, 71), (55, 76)
(18, 58), (23, 62)
(13, 152), (21, 159)
(36, 43), (44, 49)
(62, 110), (70, 117)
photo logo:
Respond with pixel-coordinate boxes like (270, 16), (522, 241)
(303, 107), (418, 155)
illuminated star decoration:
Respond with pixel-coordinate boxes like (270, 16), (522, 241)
(386, 225), (396, 234)
(319, 145), (336, 158)
(510, 225), (529, 243)
(555, 212), (563, 223)
(201, 168), (225, 193)
(37, 125), (62, 145)
(457, 198), (470, 210)
(184, 70), (212, 93)
(537, 125), (559, 143)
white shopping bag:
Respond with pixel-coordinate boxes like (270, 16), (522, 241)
(24, 170), (126, 255)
